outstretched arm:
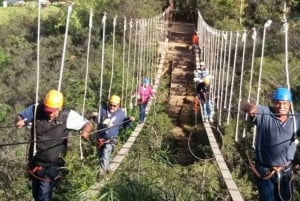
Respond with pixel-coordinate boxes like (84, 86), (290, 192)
(240, 102), (257, 118)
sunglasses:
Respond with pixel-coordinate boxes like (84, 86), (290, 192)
(109, 103), (118, 107)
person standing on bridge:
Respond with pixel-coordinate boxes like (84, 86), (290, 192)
(195, 76), (214, 123)
(191, 31), (200, 53)
(92, 95), (134, 175)
(15, 89), (93, 201)
(193, 61), (210, 83)
(133, 77), (155, 124)
(241, 87), (300, 201)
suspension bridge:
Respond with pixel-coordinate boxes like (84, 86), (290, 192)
(0, 2), (298, 200)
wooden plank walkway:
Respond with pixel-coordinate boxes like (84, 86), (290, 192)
(194, 50), (244, 200)
(82, 20), (244, 201)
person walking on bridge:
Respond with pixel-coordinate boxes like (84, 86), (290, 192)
(92, 95), (134, 175)
(241, 87), (300, 201)
(192, 31), (199, 49)
(195, 76), (214, 123)
(193, 61), (209, 83)
(134, 77), (155, 124)
(15, 89), (93, 201)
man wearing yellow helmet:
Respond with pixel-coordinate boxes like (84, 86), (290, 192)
(92, 95), (134, 176)
(195, 76), (214, 123)
(15, 89), (93, 201)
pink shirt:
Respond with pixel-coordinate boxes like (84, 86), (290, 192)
(137, 85), (154, 104)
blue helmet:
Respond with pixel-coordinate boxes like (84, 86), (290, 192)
(272, 87), (292, 101)
(143, 77), (150, 85)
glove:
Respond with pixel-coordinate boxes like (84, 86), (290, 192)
(102, 118), (113, 127)
(122, 117), (133, 128)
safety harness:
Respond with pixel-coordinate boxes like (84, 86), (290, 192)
(246, 150), (297, 201)
(28, 165), (61, 182)
(246, 150), (293, 180)
(97, 138), (116, 149)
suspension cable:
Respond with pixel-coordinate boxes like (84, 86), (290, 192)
(124, 19), (133, 112)
(58, 4), (73, 91)
(235, 30), (247, 142)
(32, 0), (43, 157)
(121, 17), (127, 109)
(223, 31), (233, 109)
(108, 15), (117, 99)
(79, 9), (93, 161)
(218, 31), (228, 126)
(252, 19), (272, 148)
(226, 32), (240, 124)
(242, 27), (257, 138)
(97, 12), (107, 124)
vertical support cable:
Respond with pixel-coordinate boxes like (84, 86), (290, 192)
(224, 31), (233, 111)
(282, 3), (297, 141)
(121, 17), (127, 109)
(242, 27), (257, 138)
(33, 0), (43, 156)
(58, 4), (73, 91)
(226, 32), (240, 124)
(235, 30), (247, 142)
(79, 9), (93, 161)
(108, 15), (117, 99)
(125, 18), (133, 111)
(252, 19), (272, 148)
(218, 31), (228, 126)
(97, 12), (107, 124)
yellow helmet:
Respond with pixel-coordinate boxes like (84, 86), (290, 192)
(203, 76), (210, 86)
(44, 90), (64, 110)
(109, 95), (121, 104)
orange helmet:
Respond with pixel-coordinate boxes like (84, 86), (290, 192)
(44, 90), (64, 111)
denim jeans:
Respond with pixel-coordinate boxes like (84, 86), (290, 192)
(31, 169), (58, 201)
(97, 143), (115, 172)
(139, 103), (148, 122)
(201, 101), (213, 119)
